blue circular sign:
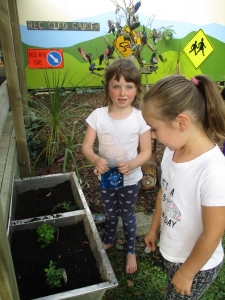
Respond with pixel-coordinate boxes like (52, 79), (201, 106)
(47, 51), (62, 67)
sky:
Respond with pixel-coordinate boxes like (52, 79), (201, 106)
(17, 0), (225, 26)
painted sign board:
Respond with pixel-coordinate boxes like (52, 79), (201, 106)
(183, 29), (214, 69)
(17, 0), (225, 88)
(27, 49), (64, 69)
(27, 21), (100, 31)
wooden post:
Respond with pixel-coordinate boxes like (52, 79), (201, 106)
(140, 67), (151, 91)
(7, 0), (29, 120)
(0, 0), (31, 177)
(0, 201), (20, 300)
(145, 74), (149, 91)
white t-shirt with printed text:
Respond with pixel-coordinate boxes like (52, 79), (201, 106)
(160, 145), (225, 270)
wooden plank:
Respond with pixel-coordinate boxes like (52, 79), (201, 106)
(0, 113), (13, 195)
(0, 198), (19, 300)
(1, 127), (19, 224)
(0, 81), (10, 139)
(2, 121), (13, 134)
(0, 0), (30, 178)
(0, 150), (8, 158)
(8, 0), (28, 115)
(0, 1), (25, 298)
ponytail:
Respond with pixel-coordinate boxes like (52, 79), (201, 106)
(194, 75), (225, 142)
(142, 74), (225, 142)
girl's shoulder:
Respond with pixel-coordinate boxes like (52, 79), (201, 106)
(87, 106), (108, 121)
(132, 107), (143, 117)
(94, 106), (108, 112)
(131, 107), (150, 129)
(163, 145), (225, 169)
(132, 107), (141, 113)
(90, 106), (108, 116)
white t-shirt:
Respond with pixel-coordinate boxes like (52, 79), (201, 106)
(86, 106), (150, 186)
(160, 145), (225, 270)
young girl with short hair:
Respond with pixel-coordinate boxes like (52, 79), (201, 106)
(82, 58), (151, 273)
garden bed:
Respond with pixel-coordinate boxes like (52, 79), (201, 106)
(10, 173), (90, 225)
(15, 180), (77, 219)
(9, 212), (118, 300)
(11, 221), (102, 300)
(8, 172), (118, 299)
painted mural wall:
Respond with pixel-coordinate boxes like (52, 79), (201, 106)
(16, 0), (225, 89)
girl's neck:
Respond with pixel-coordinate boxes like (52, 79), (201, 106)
(108, 105), (133, 120)
(173, 135), (215, 163)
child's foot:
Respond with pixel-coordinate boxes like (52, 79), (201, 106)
(126, 254), (137, 274)
(103, 242), (112, 250)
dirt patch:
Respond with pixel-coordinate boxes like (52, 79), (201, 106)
(15, 180), (78, 220)
(11, 221), (102, 300)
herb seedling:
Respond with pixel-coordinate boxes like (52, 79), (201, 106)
(36, 224), (56, 248)
(44, 260), (63, 288)
(52, 201), (77, 212)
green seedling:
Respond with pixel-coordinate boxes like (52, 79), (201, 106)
(52, 201), (77, 212)
(44, 260), (63, 288)
(36, 224), (56, 248)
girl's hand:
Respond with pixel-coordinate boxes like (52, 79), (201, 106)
(172, 268), (193, 296)
(117, 162), (130, 175)
(144, 228), (158, 252)
(93, 157), (109, 175)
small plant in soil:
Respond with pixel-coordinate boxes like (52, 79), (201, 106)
(37, 224), (56, 248)
(44, 260), (63, 288)
(25, 122), (43, 158)
(52, 201), (77, 212)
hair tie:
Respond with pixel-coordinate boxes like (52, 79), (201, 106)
(191, 77), (199, 86)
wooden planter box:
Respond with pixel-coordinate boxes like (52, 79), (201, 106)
(7, 173), (118, 300)
(9, 173), (91, 223)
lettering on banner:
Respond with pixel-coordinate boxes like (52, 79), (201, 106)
(27, 21), (100, 31)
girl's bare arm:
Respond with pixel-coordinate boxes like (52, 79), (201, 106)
(82, 125), (109, 174)
(144, 188), (162, 252)
(172, 205), (225, 296)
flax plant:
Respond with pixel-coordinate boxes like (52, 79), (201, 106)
(29, 70), (91, 169)
(63, 121), (93, 182)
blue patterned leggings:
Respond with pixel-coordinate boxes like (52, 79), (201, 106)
(164, 259), (223, 299)
(99, 181), (140, 254)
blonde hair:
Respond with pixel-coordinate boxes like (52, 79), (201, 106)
(104, 58), (142, 108)
(142, 74), (225, 142)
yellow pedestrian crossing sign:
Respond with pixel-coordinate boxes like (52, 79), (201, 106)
(183, 29), (214, 68)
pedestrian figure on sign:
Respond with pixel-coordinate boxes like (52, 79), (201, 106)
(196, 38), (206, 56)
(189, 41), (198, 55)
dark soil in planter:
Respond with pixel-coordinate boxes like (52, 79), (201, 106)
(11, 221), (102, 300)
(15, 180), (78, 220)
